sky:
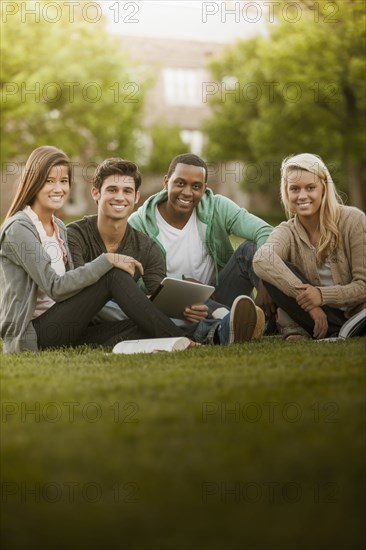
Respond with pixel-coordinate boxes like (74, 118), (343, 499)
(101, 1), (266, 42)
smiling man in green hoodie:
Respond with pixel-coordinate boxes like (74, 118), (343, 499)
(128, 153), (275, 322)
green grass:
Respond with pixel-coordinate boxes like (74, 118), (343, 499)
(1, 339), (365, 550)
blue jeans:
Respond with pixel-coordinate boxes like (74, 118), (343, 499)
(211, 241), (258, 308)
(191, 317), (221, 345)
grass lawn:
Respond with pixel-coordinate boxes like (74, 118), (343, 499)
(1, 338), (365, 550)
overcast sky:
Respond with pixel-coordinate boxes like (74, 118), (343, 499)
(101, 1), (266, 42)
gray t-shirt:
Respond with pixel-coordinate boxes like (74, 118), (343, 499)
(67, 214), (166, 304)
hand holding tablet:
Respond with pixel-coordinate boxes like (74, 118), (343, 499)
(150, 277), (215, 319)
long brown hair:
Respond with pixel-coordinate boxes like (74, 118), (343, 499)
(5, 146), (72, 220)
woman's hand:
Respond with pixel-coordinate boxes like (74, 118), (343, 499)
(106, 253), (144, 278)
(296, 284), (322, 310)
(183, 304), (209, 324)
(308, 306), (328, 339)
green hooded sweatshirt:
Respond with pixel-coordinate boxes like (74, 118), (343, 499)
(129, 188), (272, 284)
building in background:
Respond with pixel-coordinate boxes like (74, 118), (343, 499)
(123, 36), (224, 158)
(112, 0), (267, 207)
(1, 1), (269, 216)
(119, 32), (267, 209)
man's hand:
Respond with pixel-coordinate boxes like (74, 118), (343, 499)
(296, 284), (322, 310)
(308, 306), (328, 339)
(106, 253), (144, 278)
(183, 304), (209, 324)
(255, 279), (276, 317)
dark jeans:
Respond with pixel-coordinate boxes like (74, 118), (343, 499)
(263, 263), (346, 337)
(212, 241), (258, 308)
(32, 268), (195, 349)
(93, 241), (258, 325)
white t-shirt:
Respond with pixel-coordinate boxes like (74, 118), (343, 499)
(156, 206), (215, 284)
(317, 260), (333, 287)
(23, 207), (66, 318)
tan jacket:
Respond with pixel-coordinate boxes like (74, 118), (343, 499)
(253, 205), (366, 316)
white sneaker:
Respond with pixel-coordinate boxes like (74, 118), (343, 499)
(219, 296), (257, 344)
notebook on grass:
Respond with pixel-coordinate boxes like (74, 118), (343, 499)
(339, 308), (366, 338)
(112, 337), (191, 354)
(315, 308), (366, 342)
(150, 277), (215, 319)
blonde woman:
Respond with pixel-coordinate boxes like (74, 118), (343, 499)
(253, 153), (366, 340)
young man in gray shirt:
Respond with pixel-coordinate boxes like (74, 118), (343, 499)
(67, 159), (165, 298)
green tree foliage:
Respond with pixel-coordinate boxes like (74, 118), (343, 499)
(204, 0), (365, 209)
(0, 0), (145, 163)
(143, 123), (187, 174)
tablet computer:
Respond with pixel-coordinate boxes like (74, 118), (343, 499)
(150, 277), (215, 319)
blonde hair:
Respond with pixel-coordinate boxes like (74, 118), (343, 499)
(280, 153), (343, 264)
(5, 146), (72, 220)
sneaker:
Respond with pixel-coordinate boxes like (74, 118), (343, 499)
(253, 306), (266, 339)
(218, 296), (257, 345)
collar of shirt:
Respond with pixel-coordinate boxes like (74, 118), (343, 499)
(23, 205), (68, 263)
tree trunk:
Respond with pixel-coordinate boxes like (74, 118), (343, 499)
(348, 160), (365, 211)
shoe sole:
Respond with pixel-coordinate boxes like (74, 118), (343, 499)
(253, 306), (266, 339)
(229, 296), (257, 344)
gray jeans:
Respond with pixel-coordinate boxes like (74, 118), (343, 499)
(32, 269), (188, 349)
(212, 241), (258, 308)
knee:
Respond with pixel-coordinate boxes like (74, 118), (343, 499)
(109, 267), (133, 284)
(234, 240), (257, 262)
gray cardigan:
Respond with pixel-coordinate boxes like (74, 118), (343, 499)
(0, 212), (112, 353)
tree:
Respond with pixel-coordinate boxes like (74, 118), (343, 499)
(204, 0), (366, 209)
(143, 123), (187, 174)
(0, 0), (145, 164)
